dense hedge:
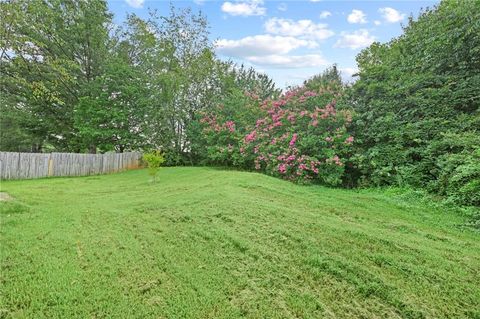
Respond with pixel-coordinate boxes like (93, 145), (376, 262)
(349, 0), (479, 206)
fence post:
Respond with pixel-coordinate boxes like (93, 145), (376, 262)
(48, 153), (54, 177)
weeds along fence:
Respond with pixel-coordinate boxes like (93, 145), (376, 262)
(0, 152), (142, 180)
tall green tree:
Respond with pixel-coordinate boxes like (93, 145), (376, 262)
(351, 0), (480, 205)
(115, 7), (224, 163)
(146, 6), (217, 162)
(1, 0), (112, 152)
(303, 64), (343, 90)
(74, 57), (149, 152)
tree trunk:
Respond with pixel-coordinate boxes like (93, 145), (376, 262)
(31, 142), (42, 153)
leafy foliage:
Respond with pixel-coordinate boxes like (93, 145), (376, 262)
(350, 0), (480, 205)
(142, 151), (165, 182)
(199, 81), (354, 186)
(1, 0), (112, 152)
(1, 1), (264, 156)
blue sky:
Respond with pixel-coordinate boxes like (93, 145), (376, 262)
(108, 0), (438, 88)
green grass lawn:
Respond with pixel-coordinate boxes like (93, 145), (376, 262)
(1, 167), (479, 319)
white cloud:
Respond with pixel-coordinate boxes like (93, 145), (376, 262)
(247, 54), (328, 68)
(334, 29), (375, 50)
(264, 18), (334, 40)
(339, 67), (359, 82)
(347, 9), (367, 24)
(125, 0), (144, 8)
(215, 35), (318, 57)
(193, 0), (205, 5)
(319, 11), (331, 19)
(379, 7), (405, 23)
(374, 20), (381, 26)
(221, 0), (266, 16)
(310, 0), (322, 2)
(340, 67), (357, 77)
(277, 3), (287, 11)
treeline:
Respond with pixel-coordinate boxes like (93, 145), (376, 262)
(1, 0), (478, 207)
(350, 0), (479, 206)
(0, 0), (279, 161)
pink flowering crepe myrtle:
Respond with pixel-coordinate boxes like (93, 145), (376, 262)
(200, 85), (354, 185)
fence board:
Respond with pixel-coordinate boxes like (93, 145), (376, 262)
(0, 152), (141, 180)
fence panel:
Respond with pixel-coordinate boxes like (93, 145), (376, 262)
(0, 152), (142, 180)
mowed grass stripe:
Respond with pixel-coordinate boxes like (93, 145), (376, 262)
(1, 167), (479, 318)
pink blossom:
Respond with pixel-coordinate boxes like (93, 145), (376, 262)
(345, 136), (354, 144)
(284, 89), (300, 100)
(272, 114), (281, 122)
(225, 121), (235, 132)
(278, 163), (287, 174)
(245, 130), (257, 143)
(327, 155), (343, 166)
(325, 136), (333, 142)
(272, 100), (287, 108)
(303, 91), (317, 97)
(333, 155), (343, 166)
(256, 119), (265, 127)
(289, 133), (298, 147)
(287, 114), (296, 123)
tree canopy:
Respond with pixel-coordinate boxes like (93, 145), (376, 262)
(0, 0), (279, 155)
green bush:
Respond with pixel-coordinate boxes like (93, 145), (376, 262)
(431, 132), (480, 206)
(350, 0), (480, 208)
(198, 78), (354, 186)
(142, 151), (165, 182)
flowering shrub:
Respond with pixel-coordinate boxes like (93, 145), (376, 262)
(199, 84), (354, 186)
(199, 114), (242, 166)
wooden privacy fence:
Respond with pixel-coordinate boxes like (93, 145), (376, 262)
(0, 152), (142, 180)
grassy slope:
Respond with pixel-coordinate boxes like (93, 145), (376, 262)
(0, 167), (479, 319)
